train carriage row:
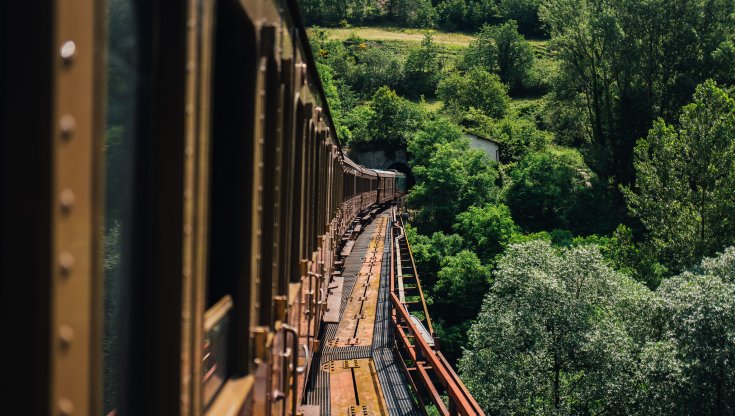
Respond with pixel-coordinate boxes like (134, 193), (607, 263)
(1, 0), (405, 414)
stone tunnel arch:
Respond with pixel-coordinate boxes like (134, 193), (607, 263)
(387, 161), (414, 188)
(346, 148), (415, 189)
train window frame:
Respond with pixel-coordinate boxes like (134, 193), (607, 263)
(1, 0), (107, 413)
(204, 0), (262, 412)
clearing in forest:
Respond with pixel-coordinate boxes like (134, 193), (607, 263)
(315, 26), (476, 48)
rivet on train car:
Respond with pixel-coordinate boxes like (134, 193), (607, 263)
(187, 62), (194, 73)
(184, 189), (193, 200)
(58, 398), (74, 416)
(59, 114), (76, 140)
(59, 251), (74, 276)
(185, 145), (194, 157)
(59, 325), (74, 348)
(60, 40), (76, 64)
(183, 224), (192, 236)
(59, 188), (75, 213)
(186, 104), (193, 115)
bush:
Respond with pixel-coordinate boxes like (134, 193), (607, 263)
(409, 138), (501, 233)
(346, 86), (425, 149)
(403, 35), (441, 98)
(453, 204), (519, 263)
(505, 147), (610, 234)
(437, 66), (510, 120)
(462, 21), (535, 92)
(488, 116), (552, 163)
(437, 0), (467, 31)
(352, 47), (404, 96)
(496, 0), (543, 35)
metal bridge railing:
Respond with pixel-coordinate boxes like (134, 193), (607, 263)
(389, 209), (485, 416)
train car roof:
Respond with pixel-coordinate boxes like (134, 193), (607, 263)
(373, 169), (405, 177)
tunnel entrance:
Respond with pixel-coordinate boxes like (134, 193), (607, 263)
(387, 162), (414, 188)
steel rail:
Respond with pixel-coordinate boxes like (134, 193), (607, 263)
(397, 216), (434, 334)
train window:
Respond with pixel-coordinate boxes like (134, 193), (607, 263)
(278, 62), (295, 294)
(103, 0), (137, 413)
(205, 0), (257, 399)
(291, 100), (306, 283)
(258, 25), (279, 327)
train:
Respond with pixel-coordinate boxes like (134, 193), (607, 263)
(1, 0), (406, 414)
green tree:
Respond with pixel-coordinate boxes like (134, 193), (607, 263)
(347, 86), (425, 149)
(389, 0), (437, 27)
(437, 0), (468, 30)
(506, 147), (609, 234)
(432, 250), (492, 323)
(316, 62), (351, 139)
(345, 0), (382, 24)
(453, 204), (518, 263)
(405, 225), (465, 292)
(460, 241), (650, 414)
(463, 21), (535, 91)
(300, 0), (348, 26)
(541, 0), (735, 184)
(486, 114), (552, 164)
(403, 35), (441, 98)
(651, 252), (735, 415)
(496, 0), (542, 35)
(434, 319), (473, 365)
(408, 117), (464, 168)
(352, 47), (404, 96)
(466, 0), (496, 29)
(409, 139), (500, 233)
(437, 66), (509, 120)
(606, 224), (667, 289)
(622, 81), (735, 272)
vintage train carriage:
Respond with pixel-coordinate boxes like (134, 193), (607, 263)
(374, 169), (406, 204)
(1, 0), (405, 415)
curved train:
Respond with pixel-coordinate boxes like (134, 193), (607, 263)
(2, 0), (406, 414)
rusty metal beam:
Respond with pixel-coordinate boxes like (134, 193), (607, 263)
(417, 364), (451, 416)
(437, 351), (485, 414)
(393, 316), (417, 361)
(391, 292), (484, 416)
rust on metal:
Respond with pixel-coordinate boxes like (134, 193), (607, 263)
(331, 216), (387, 347)
(328, 358), (387, 416)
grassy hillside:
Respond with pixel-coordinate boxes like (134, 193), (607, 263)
(314, 26), (476, 47)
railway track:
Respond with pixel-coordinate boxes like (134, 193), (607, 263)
(305, 212), (421, 416)
(304, 208), (484, 416)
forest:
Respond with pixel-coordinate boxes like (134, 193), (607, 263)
(303, 0), (735, 414)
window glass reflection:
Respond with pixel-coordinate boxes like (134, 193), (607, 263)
(104, 0), (136, 413)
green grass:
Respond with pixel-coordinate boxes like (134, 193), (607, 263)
(417, 98), (444, 112)
(310, 25), (551, 63)
(317, 26), (476, 47)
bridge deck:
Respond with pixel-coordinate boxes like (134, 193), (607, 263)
(305, 211), (421, 416)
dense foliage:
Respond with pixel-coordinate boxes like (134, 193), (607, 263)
(461, 21), (534, 91)
(300, 0), (544, 34)
(541, 0), (735, 184)
(623, 81), (735, 273)
(460, 242), (735, 415)
(437, 67), (510, 119)
(505, 147), (612, 234)
(306, 1), (735, 412)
